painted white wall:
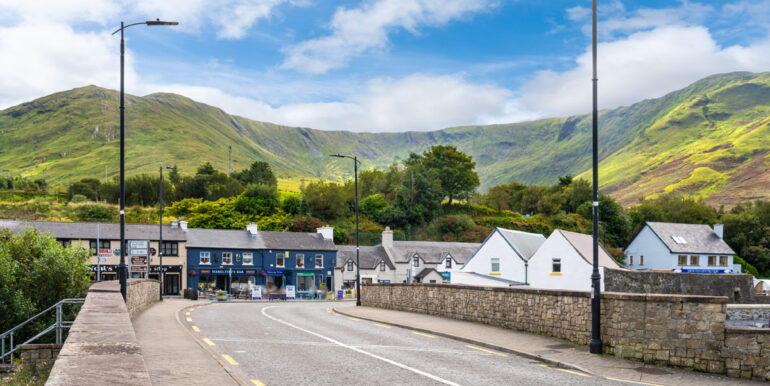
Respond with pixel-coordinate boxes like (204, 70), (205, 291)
(528, 231), (599, 292)
(418, 270), (444, 284)
(450, 271), (512, 287)
(461, 230), (526, 283)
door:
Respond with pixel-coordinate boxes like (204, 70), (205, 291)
(164, 274), (180, 295)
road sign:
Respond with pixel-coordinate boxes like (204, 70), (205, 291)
(130, 265), (147, 272)
(130, 256), (148, 265)
(128, 240), (150, 256)
(130, 249), (148, 256)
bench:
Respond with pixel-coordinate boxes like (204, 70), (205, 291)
(269, 293), (286, 301)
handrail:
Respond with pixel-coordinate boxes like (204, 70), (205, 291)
(0, 298), (84, 364)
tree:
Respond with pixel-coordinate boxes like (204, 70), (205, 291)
(419, 145), (480, 205)
(302, 180), (353, 220)
(69, 178), (100, 201)
(232, 161), (277, 187)
(281, 195), (308, 215)
(197, 162), (216, 175)
(234, 184), (279, 216)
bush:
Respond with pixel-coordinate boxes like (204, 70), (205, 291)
(735, 255), (760, 277)
(71, 194), (88, 203)
(73, 204), (115, 221)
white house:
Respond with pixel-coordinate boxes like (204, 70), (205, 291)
(624, 222), (735, 273)
(527, 229), (622, 291)
(455, 227), (546, 285)
(335, 245), (395, 291)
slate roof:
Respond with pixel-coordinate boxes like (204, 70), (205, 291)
(185, 229), (336, 251)
(645, 222), (735, 255)
(558, 230), (622, 269)
(336, 245), (394, 269)
(259, 231), (336, 251)
(388, 240), (481, 264)
(497, 228), (546, 261)
(0, 219), (187, 241)
(414, 267), (441, 280)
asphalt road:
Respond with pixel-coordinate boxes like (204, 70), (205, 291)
(182, 301), (640, 386)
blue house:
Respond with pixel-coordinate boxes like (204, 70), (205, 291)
(186, 223), (337, 297)
(625, 222), (736, 273)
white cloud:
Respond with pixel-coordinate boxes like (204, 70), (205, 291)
(281, 0), (496, 73)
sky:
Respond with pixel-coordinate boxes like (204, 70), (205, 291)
(1, 0), (769, 132)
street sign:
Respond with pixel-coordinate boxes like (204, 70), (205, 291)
(130, 265), (147, 272)
(127, 240), (150, 256)
(130, 256), (148, 265)
(98, 257), (107, 263)
(130, 249), (148, 256)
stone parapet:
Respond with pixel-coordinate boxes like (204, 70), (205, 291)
(126, 279), (160, 317)
(17, 344), (62, 374)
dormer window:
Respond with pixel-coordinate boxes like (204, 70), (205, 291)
(445, 256), (452, 268)
(380, 261), (386, 271)
(412, 255), (419, 267)
(346, 261), (353, 271)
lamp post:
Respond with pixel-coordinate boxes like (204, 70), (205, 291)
(590, 0), (603, 355)
(112, 19), (178, 302)
(159, 165), (174, 301)
(329, 154), (361, 306)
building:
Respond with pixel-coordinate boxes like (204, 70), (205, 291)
(335, 245), (395, 291)
(625, 222), (735, 273)
(527, 229), (622, 291)
(185, 224), (337, 298)
(0, 219), (188, 295)
(455, 227), (545, 285)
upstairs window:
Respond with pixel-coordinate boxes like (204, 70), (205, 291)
(316, 254), (323, 269)
(629, 256), (634, 265)
(89, 240), (111, 254)
(552, 258), (561, 273)
(296, 254), (305, 268)
(672, 235), (688, 244)
(346, 261), (353, 271)
(57, 239), (71, 248)
(243, 253), (253, 265)
(200, 252), (211, 265)
(380, 261), (386, 271)
(222, 252), (233, 265)
(161, 241), (178, 256)
(276, 253), (285, 267)
(445, 257), (452, 268)
(491, 258), (500, 273)
(412, 256), (420, 267)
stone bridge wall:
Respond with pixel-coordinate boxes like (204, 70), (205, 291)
(603, 268), (756, 303)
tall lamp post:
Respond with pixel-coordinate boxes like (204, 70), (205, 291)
(329, 154), (361, 306)
(589, 0), (603, 355)
(159, 165), (174, 301)
(112, 19), (178, 302)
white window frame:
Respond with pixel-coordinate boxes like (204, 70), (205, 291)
(296, 253), (305, 268)
(243, 252), (253, 265)
(346, 261), (353, 271)
(491, 258), (500, 273)
(412, 255), (420, 267)
(315, 254), (323, 269)
(552, 258), (561, 273)
(276, 253), (285, 268)
(200, 251), (211, 265)
(445, 256), (452, 268)
(380, 261), (386, 271)
(222, 252), (233, 265)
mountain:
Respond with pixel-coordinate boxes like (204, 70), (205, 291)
(0, 71), (769, 207)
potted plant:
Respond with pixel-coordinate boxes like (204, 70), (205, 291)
(216, 290), (228, 301)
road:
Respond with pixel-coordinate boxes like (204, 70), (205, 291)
(182, 301), (634, 386)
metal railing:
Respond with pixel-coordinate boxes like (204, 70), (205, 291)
(0, 298), (84, 364)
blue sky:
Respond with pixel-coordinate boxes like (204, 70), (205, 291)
(1, 0), (769, 132)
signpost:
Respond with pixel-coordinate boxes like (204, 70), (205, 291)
(128, 240), (150, 278)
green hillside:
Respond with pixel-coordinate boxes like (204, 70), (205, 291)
(1, 71), (769, 206)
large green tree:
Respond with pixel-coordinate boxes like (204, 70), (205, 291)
(417, 145), (480, 205)
(232, 161), (277, 187)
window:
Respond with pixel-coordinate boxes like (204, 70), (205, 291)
(629, 255), (633, 265)
(445, 257), (452, 268)
(161, 241), (178, 256)
(347, 261), (353, 271)
(380, 261), (386, 271)
(222, 252), (233, 265)
(678, 255), (687, 265)
(315, 254), (323, 268)
(89, 240), (111, 254)
(200, 252), (211, 265)
(552, 258), (561, 273)
(412, 256), (419, 267)
(491, 258), (500, 273)
(296, 254), (305, 268)
(720, 256), (728, 266)
(672, 235), (688, 244)
(429, 280), (437, 284)
(57, 239), (71, 248)
(640, 255), (644, 266)
(276, 253), (285, 267)
(708, 255), (717, 266)
(243, 253), (253, 265)
(690, 255), (700, 266)
(297, 275), (314, 292)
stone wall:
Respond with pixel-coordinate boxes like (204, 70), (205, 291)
(603, 268), (755, 303)
(17, 344), (61, 374)
(362, 283), (770, 381)
(727, 305), (770, 327)
(126, 279), (159, 317)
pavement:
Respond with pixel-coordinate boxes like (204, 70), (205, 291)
(132, 298), (239, 386)
(333, 304), (763, 386)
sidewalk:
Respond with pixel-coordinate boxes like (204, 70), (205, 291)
(334, 304), (762, 386)
(132, 299), (238, 386)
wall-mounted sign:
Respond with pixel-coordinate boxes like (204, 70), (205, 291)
(297, 272), (314, 276)
(265, 270), (284, 275)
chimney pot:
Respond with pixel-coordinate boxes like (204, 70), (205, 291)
(180, 221), (188, 231)
(713, 223), (724, 239)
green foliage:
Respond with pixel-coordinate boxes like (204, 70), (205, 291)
(281, 195), (308, 215)
(333, 227), (348, 245)
(360, 194), (388, 218)
(734, 255), (760, 277)
(285, 214), (323, 232)
(234, 184), (279, 216)
(185, 198), (248, 229)
(421, 214), (489, 242)
(418, 145), (480, 205)
(232, 161), (277, 187)
(302, 180), (353, 220)
(72, 204), (115, 221)
(68, 178), (100, 201)
(722, 201), (770, 275)
(629, 194), (718, 230)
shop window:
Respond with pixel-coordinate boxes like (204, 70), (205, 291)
(161, 241), (178, 256)
(491, 258), (500, 273)
(380, 261), (386, 271)
(445, 257), (452, 268)
(297, 275), (314, 292)
(200, 251), (211, 265)
(720, 256), (728, 266)
(222, 252), (233, 265)
(276, 253), (285, 267)
(346, 261), (353, 271)
(678, 255), (687, 265)
(243, 253), (253, 265)
(552, 258), (561, 273)
(315, 254), (323, 268)
(690, 255), (700, 266)
(89, 240), (111, 254)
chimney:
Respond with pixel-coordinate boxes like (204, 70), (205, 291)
(713, 223), (724, 239)
(247, 223), (258, 238)
(316, 225), (333, 241)
(170, 220), (178, 228)
(382, 226), (393, 249)
(180, 221), (188, 231)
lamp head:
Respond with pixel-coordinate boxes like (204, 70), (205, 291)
(146, 18), (178, 26)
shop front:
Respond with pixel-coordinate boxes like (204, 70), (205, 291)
(193, 268), (260, 298)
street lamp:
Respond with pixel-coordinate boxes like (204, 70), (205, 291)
(112, 18), (178, 302)
(329, 154), (361, 306)
(590, 0), (603, 355)
(159, 165), (174, 301)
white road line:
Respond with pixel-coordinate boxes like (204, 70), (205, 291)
(261, 306), (462, 386)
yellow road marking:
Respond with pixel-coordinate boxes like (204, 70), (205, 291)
(222, 354), (238, 365)
(347, 317), (360, 322)
(372, 323), (392, 329)
(326, 308), (331, 313)
(412, 331), (436, 339)
(605, 377), (662, 385)
(251, 380), (266, 386)
(202, 338), (215, 346)
(555, 368), (590, 377)
(191, 326), (200, 332)
(465, 344), (508, 357)
(186, 311), (190, 316)
(186, 317), (193, 322)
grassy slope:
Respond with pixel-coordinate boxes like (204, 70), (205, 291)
(1, 71), (769, 205)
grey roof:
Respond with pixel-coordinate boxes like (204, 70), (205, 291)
(463, 272), (526, 286)
(389, 240), (481, 264)
(258, 231), (336, 251)
(337, 245), (394, 269)
(414, 267), (441, 280)
(186, 228), (336, 251)
(557, 230), (622, 269)
(645, 222), (735, 255)
(497, 228), (546, 261)
(0, 219), (187, 241)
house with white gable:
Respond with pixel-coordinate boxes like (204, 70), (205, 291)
(454, 227), (546, 285)
(625, 222), (735, 273)
(527, 229), (622, 291)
